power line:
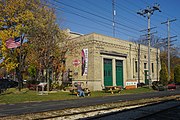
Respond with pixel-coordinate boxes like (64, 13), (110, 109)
(114, 0), (147, 23)
(60, 7), (139, 35)
(65, 19), (113, 34)
(77, 0), (148, 33)
(47, 1), (139, 39)
(82, 0), (111, 17)
(140, 0), (179, 36)
(86, 0), (146, 30)
(52, 0), (140, 32)
(66, 19), (139, 39)
(123, 0), (171, 36)
(81, 0), (145, 32)
(114, 5), (146, 28)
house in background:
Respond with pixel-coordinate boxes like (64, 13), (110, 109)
(65, 30), (161, 91)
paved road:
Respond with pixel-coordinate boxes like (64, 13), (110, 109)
(0, 90), (179, 117)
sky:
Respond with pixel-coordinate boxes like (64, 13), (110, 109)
(48, 0), (180, 46)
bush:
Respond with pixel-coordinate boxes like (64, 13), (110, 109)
(160, 62), (168, 85)
(51, 82), (60, 90)
(174, 65), (180, 83)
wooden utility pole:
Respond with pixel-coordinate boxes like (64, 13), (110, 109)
(161, 18), (176, 81)
(137, 3), (161, 88)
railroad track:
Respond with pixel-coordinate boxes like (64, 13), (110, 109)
(0, 96), (179, 120)
(34, 97), (180, 120)
(135, 103), (180, 120)
(84, 99), (180, 120)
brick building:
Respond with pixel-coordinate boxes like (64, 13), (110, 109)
(65, 32), (160, 91)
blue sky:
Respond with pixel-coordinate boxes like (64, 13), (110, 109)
(48, 0), (180, 46)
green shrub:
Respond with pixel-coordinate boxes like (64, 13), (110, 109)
(160, 62), (168, 85)
(174, 65), (180, 83)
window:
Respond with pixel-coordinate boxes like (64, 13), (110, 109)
(144, 55), (147, 59)
(135, 61), (138, 73)
(144, 63), (147, 69)
(152, 63), (154, 73)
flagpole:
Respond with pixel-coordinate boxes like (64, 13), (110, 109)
(18, 34), (24, 91)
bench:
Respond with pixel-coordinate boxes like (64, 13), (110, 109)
(104, 86), (122, 94)
(70, 87), (91, 97)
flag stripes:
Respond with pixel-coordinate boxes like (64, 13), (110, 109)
(6, 38), (21, 49)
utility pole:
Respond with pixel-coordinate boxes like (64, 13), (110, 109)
(112, 0), (116, 37)
(137, 4), (161, 88)
(161, 18), (176, 81)
(138, 44), (140, 84)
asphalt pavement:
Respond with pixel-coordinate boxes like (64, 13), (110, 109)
(0, 89), (179, 117)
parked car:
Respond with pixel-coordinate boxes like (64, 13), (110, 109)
(167, 83), (176, 90)
(0, 79), (18, 93)
(0, 79), (18, 88)
(137, 82), (145, 87)
(27, 80), (40, 90)
(152, 81), (165, 91)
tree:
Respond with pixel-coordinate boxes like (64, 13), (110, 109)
(160, 62), (168, 85)
(25, 5), (70, 91)
(174, 65), (180, 83)
(0, 0), (41, 90)
(0, 0), (71, 91)
(131, 35), (161, 47)
(27, 65), (36, 81)
(160, 47), (180, 81)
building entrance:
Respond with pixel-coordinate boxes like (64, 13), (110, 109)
(116, 60), (123, 86)
(144, 70), (149, 85)
(104, 59), (113, 86)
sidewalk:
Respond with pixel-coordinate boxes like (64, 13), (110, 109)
(0, 89), (179, 117)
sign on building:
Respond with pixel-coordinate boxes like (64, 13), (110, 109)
(82, 49), (88, 76)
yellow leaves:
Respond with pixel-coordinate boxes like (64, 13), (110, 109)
(5, 62), (18, 73)
(0, 29), (19, 42)
(0, 0), (67, 75)
(1, 57), (18, 73)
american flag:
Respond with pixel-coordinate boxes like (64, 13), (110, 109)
(0, 57), (5, 64)
(6, 38), (21, 49)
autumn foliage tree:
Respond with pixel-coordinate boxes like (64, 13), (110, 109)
(0, 0), (40, 90)
(160, 47), (180, 81)
(0, 0), (35, 71)
(0, 0), (69, 91)
(26, 5), (69, 90)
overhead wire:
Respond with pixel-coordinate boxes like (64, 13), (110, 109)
(47, 0), (139, 39)
(82, 0), (143, 31)
(43, 0), (179, 42)
(52, 0), (140, 32)
(122, 0), (170, 39)
(81, 0), (112, 17)
(111, 0), (148, 23)
(109, 2), (164, 36)
(114, 5), (144, 25)
(140, 0), (180, 36)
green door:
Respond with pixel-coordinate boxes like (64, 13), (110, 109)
(104, 59), (113, 86)
(144, 70), (149, 85)
(116, 60), (123, 86)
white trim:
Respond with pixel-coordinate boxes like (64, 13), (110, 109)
(101, 55), (126, 88)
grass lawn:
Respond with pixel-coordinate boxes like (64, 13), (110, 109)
(0, 87), (155, 104)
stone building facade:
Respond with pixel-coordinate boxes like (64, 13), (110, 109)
(65, 32), (161, 91)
